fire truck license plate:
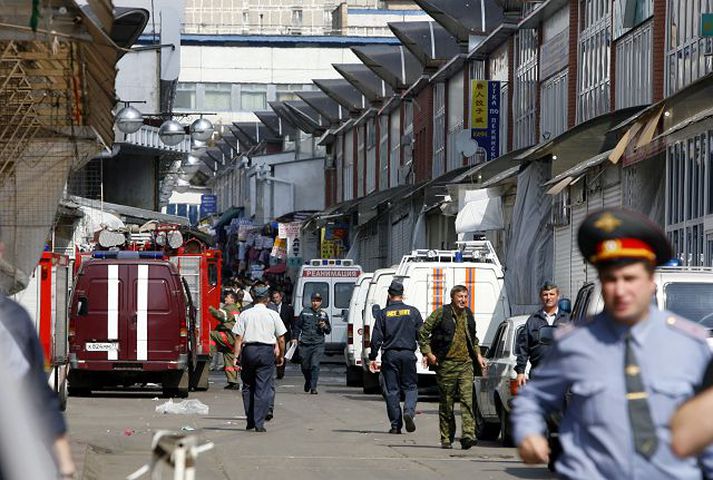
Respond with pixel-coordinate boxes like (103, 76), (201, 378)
(85, 342), (118, 352)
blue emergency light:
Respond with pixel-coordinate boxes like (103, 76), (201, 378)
(663, 258), (683, 267)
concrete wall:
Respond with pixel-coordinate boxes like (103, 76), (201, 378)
(274, 157), (326, 212)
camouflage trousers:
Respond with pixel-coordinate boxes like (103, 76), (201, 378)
(210, 330), (238, 385)
(436, 359), (474, 444)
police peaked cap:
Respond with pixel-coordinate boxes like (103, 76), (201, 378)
(577, 207), (672, 267)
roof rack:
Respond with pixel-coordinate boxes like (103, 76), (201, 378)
(396, 240), (501, 274)
(657, 266), (713, 273)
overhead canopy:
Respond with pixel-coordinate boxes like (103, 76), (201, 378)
(255, 110), (295, 139)
(333, 64), (394, 103)
(216, 139), (235, 158)
(453, 147), (530, 186)
(232, 122), (280, 145)
(389, 21), (461, 69)
(269, 101), (313, 135)
(413, 0), (505, 43)
(519, 0), (570, 29)
(313, 79), (365, 113)
(283, 100), (326, 135)
(221, 134), (239, 151)
(350, 45), (423, 91)
(110, 7), (151, 51)
(516, 106), (645, 177)
(229, 125), (257, 149)
(543, 149), (614, 195)
(68, 195), (189, 226)
(468, 23), (519, 60)
(296, 91), (343, 123)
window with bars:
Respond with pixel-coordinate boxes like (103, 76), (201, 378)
(402, 101), (414, 183)
(446, 73), (465, 172)
(432, 82), (446, 178)
(366, 118), (377, 194)
(343, 129), (354, 201)
(513, 29), (538, 149)
(616, 21), (653, 108)
(577, 0), (611, 123)
(666, 130), (712, 265)
(540, 70), (568, 140)
(379, 115), (389, 190)
(357, 125), (365, 198)
(665, 0), (713, 96)
(335, 134), (343, 202)
(390, 109), (400, 187)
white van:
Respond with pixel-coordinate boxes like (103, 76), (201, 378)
(362, 241), (510, 393)
(571, 265), (713, 349)
(294, 259), (363, 355)
(344, 273), (373, 386)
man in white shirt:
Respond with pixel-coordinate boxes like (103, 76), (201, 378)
(233, 285), (286, 432)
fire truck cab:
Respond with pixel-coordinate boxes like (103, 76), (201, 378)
(67, 251), (196, 397)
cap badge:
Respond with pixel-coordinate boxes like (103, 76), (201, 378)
(594, 213), (622, 233)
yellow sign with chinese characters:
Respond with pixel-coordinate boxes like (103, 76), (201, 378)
(471, 80), (488, 129)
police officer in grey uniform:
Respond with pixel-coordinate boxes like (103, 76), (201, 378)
(369, 280), (423, 434)
(512, 208), (713, 479)
(292, 292), (331, 394)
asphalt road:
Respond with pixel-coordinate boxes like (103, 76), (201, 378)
(65, 362), (554, 480)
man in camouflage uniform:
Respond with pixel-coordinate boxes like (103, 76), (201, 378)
(419, 285), (487, 450)
(209, 291), (242, 389)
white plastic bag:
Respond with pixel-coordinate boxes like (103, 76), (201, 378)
(155, 399), (209, 415)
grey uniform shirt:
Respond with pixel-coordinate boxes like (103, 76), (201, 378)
(512, 307), (713, 480)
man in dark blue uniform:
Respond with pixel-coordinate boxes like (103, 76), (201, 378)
(515, 281), (570, 386)
(369, 280), (423, 434)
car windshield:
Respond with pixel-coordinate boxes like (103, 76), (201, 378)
(664, 283), (713, 328)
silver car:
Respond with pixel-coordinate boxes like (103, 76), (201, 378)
(474, 315), (530, 446)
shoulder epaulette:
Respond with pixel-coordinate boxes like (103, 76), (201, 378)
(665, 315), (709, 340)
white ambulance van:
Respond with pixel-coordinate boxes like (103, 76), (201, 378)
(344, 272), (373, 386)
(294, 259), (363, 355)
(362, 241), (510, 393)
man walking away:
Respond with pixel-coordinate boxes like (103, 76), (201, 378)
(232, 285), (286, 432)
(292, 292), (331, 394)
(369, 280), (423, 434)
(515, 282), (570, 386)
(268, 289), (295, 380)
(209, 291), (241, 389)
(419, 285), (488, 450)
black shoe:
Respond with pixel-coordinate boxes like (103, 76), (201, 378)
(224, 383), (239, 390)
(304, 382), (310, 393)
(404, 413), (416, 433)
(441, 443), (452, 449)
(265, 411), (273, 422)
(389, 428), (402, 434)
(460, 438), (476, 450)
(255, 427), (266, 433)
(246, 425), (255, 431)
(310, 389), (318, 395)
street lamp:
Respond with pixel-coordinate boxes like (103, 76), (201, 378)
(158, 120), (186, 146)
(190, 118), (214, 142)
(115, 105), (144, 134)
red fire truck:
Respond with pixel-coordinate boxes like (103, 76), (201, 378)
(66, 226), (222, 396)
(11, 251), (72, 410)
